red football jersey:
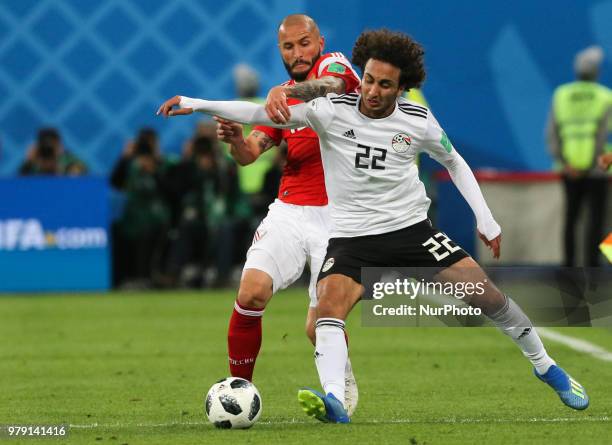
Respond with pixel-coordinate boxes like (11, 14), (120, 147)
(254, 52), (360, 206)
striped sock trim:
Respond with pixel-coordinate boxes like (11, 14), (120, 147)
(234, 301), (265, 317)
(316, 317), (345, 330)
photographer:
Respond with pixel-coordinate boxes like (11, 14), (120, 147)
(165, 135), (241, 287)
(110, 128), (171, 287)
(19, 128), (87, 176)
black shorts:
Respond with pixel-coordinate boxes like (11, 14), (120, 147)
(317, 219), (469, 284)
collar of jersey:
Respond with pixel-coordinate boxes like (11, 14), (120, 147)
(355, 96), (400, 121)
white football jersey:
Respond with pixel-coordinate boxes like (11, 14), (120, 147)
(300, 93), (457, 238)
(181, 93), (500, 241)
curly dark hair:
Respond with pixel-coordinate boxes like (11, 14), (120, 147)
(351, 29), (426, 90)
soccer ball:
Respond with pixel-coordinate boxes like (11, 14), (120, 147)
(205, 377), (262, 429)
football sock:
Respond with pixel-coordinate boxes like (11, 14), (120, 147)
(344, 332), (353, 377)
(227, 301), (264, 381)
(488, 296), (556, 375)
(345, 357), (353, 377)
(315, 318), (347, 406)
(344, 333), (354, 380)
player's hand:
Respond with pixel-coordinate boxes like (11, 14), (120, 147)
(265, 86), (290, 124)
(214, 116), (244, 145)
(598, 153), (612, 170)
(478, 232), (501, 259)
(156, 95), (193, 117)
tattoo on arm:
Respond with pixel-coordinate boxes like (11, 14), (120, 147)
(250, 130), (276, 154)
(286, 77), (346, 102)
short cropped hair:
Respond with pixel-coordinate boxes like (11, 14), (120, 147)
(351, 29), (426, 90)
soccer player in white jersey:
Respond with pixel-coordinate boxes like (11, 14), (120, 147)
(158, 14), (360, 415)
(158, 29), (590, 423)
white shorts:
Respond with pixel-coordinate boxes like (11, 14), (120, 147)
(243, 199), (331, 307)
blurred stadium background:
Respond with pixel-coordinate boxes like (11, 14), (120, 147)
(0, 0), (610, 290)
(1, 2), (612, 444)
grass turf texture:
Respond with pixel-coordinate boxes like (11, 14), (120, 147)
(1, 290), (610, 444)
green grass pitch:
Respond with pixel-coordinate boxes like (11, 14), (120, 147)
(1, 289), (611, 444)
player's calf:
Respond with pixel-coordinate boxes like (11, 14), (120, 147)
(227, 270), (274, 381)
(305, 307), (317, 345)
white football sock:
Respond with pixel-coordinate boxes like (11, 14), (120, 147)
(314, 318), (347, 406)
(345, 356), (354, 378)
(488, 296), (556, 375)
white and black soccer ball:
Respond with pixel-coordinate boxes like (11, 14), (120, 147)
(205, 377), (262, 429)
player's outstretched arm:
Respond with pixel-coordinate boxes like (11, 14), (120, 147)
(266, 77), (345, 124)
(442, 154), (502, 259)
(157, 95), (309, 129)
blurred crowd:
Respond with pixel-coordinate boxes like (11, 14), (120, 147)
(19, 122), (286, 289)
(17, 65), (287, 289)
(109, 123), (286, 289)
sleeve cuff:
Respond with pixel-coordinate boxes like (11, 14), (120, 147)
(478, 220), (501, 241)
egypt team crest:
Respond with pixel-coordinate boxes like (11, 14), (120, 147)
(391, 133), (412, 153)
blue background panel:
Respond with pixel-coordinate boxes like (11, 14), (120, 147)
(0, 249), (109, 292)
(0, 0), (610, 175)
(0, 177), (110, 292)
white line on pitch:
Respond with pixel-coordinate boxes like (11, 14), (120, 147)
(69, 416), (610, 429)
(538, 328), (612, 362)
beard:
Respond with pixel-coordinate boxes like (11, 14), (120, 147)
(283, 52), (321, 81)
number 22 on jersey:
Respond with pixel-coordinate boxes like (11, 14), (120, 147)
(354, 144), (387, 170)
(422, 232), (461, 261)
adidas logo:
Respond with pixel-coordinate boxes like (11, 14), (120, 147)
(569, 377), (585, 399)
(343, 129), (356, 139)
(517, 327), (532, 339)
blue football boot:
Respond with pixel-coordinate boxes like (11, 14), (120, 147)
(535, 365), (589, 410)
(297, 388), (350, 423)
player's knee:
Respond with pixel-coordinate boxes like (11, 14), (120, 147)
(236, 282), (272, 309)
(316, 300), (344, 321)
(316, 278), (350, 319)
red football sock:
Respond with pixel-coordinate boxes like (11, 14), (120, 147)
(227, 301), (264, 381)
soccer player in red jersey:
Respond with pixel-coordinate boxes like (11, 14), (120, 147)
(158, 14), (361, 414)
